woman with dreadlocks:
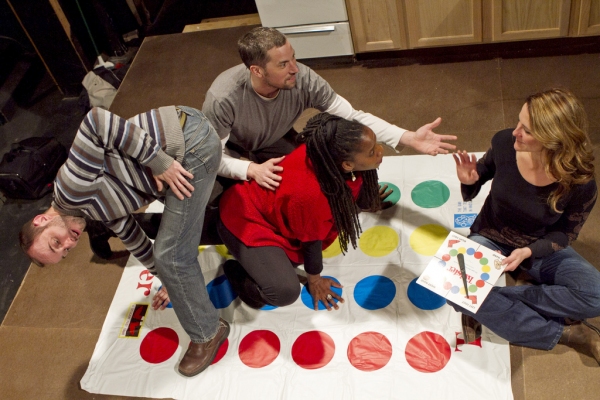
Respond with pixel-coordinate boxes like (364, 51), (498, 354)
(216, 112), (387, 311)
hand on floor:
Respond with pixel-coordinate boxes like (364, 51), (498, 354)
(307, 274), (344, 311)
(152, 286), (171, 310)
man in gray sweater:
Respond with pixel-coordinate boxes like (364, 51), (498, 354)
(203, 26), (457, 190)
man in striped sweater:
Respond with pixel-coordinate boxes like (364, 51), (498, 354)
(19, 105), (229, 377)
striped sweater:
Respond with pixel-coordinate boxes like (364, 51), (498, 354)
(52, 106), (184, 275)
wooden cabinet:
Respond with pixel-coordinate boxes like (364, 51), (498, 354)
(404, 0), (482, 48)
(345, 0), (408, 52)
(489, 0), (571, 41)
(346, 0), (597, 53)
(572, 0), (600, 36)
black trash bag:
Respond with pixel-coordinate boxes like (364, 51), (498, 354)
(0, 137), (67, 199)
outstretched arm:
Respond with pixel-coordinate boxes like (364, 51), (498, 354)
(398, 118), (457, 155)
(324, 94), (456, 155)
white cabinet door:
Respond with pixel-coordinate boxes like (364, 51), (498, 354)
(278, 22), (354, 58)
(255, 0), (348, 27)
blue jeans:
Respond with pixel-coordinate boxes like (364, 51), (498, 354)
(154, 106), (221, 343)
(448, 234), (600, 350)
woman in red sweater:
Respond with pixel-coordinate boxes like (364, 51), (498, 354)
(218, 112), (386, 311)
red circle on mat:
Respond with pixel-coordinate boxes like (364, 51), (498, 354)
(140, 327), (179, 364)
(347, 332), (392, 371)
(405, 331), (451, 373)
(292, 331), (335, 369)
(443, 281), (452, 290)
(476, 279), (485, 288)
(442, 254), (451, 261)
(211, 338), (229, 365)
(238, 330), (280, 368)
(473, 251), (483, 259)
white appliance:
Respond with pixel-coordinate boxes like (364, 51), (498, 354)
(254, 0), (354, 59)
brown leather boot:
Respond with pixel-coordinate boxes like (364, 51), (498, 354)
(559, 320), (600, 365)
(461, 314), (482, 343)
(178, 318), (230, 377)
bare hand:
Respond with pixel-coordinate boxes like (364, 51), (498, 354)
(363, 184), (394, 212)
(502, 247), (532, 272)
(152, 286), (171, 310)
(153, 160), (194, 200)
(307, 274), (344, 311)
(453, 150), (479, 185)
(247, 156), (285, 190)
(400, 117), (457, 155)
(379, 184), (394, 210)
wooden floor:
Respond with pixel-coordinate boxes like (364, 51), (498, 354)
(1, 26), (600, 399)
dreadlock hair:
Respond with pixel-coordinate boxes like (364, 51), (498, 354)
(297, 113), (381, 254)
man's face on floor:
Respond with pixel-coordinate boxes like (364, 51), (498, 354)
(28, 215), (86, 265)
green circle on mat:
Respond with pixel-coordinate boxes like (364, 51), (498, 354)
(411, 181), (450, 208)
(379, 182), (401, 205)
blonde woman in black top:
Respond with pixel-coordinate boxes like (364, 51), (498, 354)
(452, 88), (599, 363)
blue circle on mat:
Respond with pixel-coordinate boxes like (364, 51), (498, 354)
(407, 278), (446, 310)
(207, 275), (236, 309)
(157, 285), (173, 308)
(481, 273), (490, 281)
(466, 247), (475, 256)
(354, 275), (396, 310)
(301, 276), (343, 310)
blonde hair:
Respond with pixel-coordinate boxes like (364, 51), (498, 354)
(526, 88), (595, 212)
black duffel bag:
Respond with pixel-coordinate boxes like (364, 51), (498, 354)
(0, 137), (67, 199)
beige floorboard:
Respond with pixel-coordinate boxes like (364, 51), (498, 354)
(2, 27), (600, 399)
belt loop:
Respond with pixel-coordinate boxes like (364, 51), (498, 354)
(175, 107), (187, 129)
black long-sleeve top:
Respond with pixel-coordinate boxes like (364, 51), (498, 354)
(462, 129), (597, 268)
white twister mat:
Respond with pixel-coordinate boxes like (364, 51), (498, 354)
(81, 153), (513, 400)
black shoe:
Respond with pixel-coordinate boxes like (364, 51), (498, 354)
(461, 314), (482, 343)
(223, 260), (266, 309)
(86, 220), (114, 259)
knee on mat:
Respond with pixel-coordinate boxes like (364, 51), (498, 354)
(265, 282), (301, 307)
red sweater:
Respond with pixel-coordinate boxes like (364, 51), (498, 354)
(220, 144), (363, 263)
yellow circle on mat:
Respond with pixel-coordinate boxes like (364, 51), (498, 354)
(215, 244), (232, 259)
(409, 224), (449, 256)
(359, 226), (399, 257)
(481, 265), (491, 273)
(323, 237), (343, 258)
(458, 247), (467, 254)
